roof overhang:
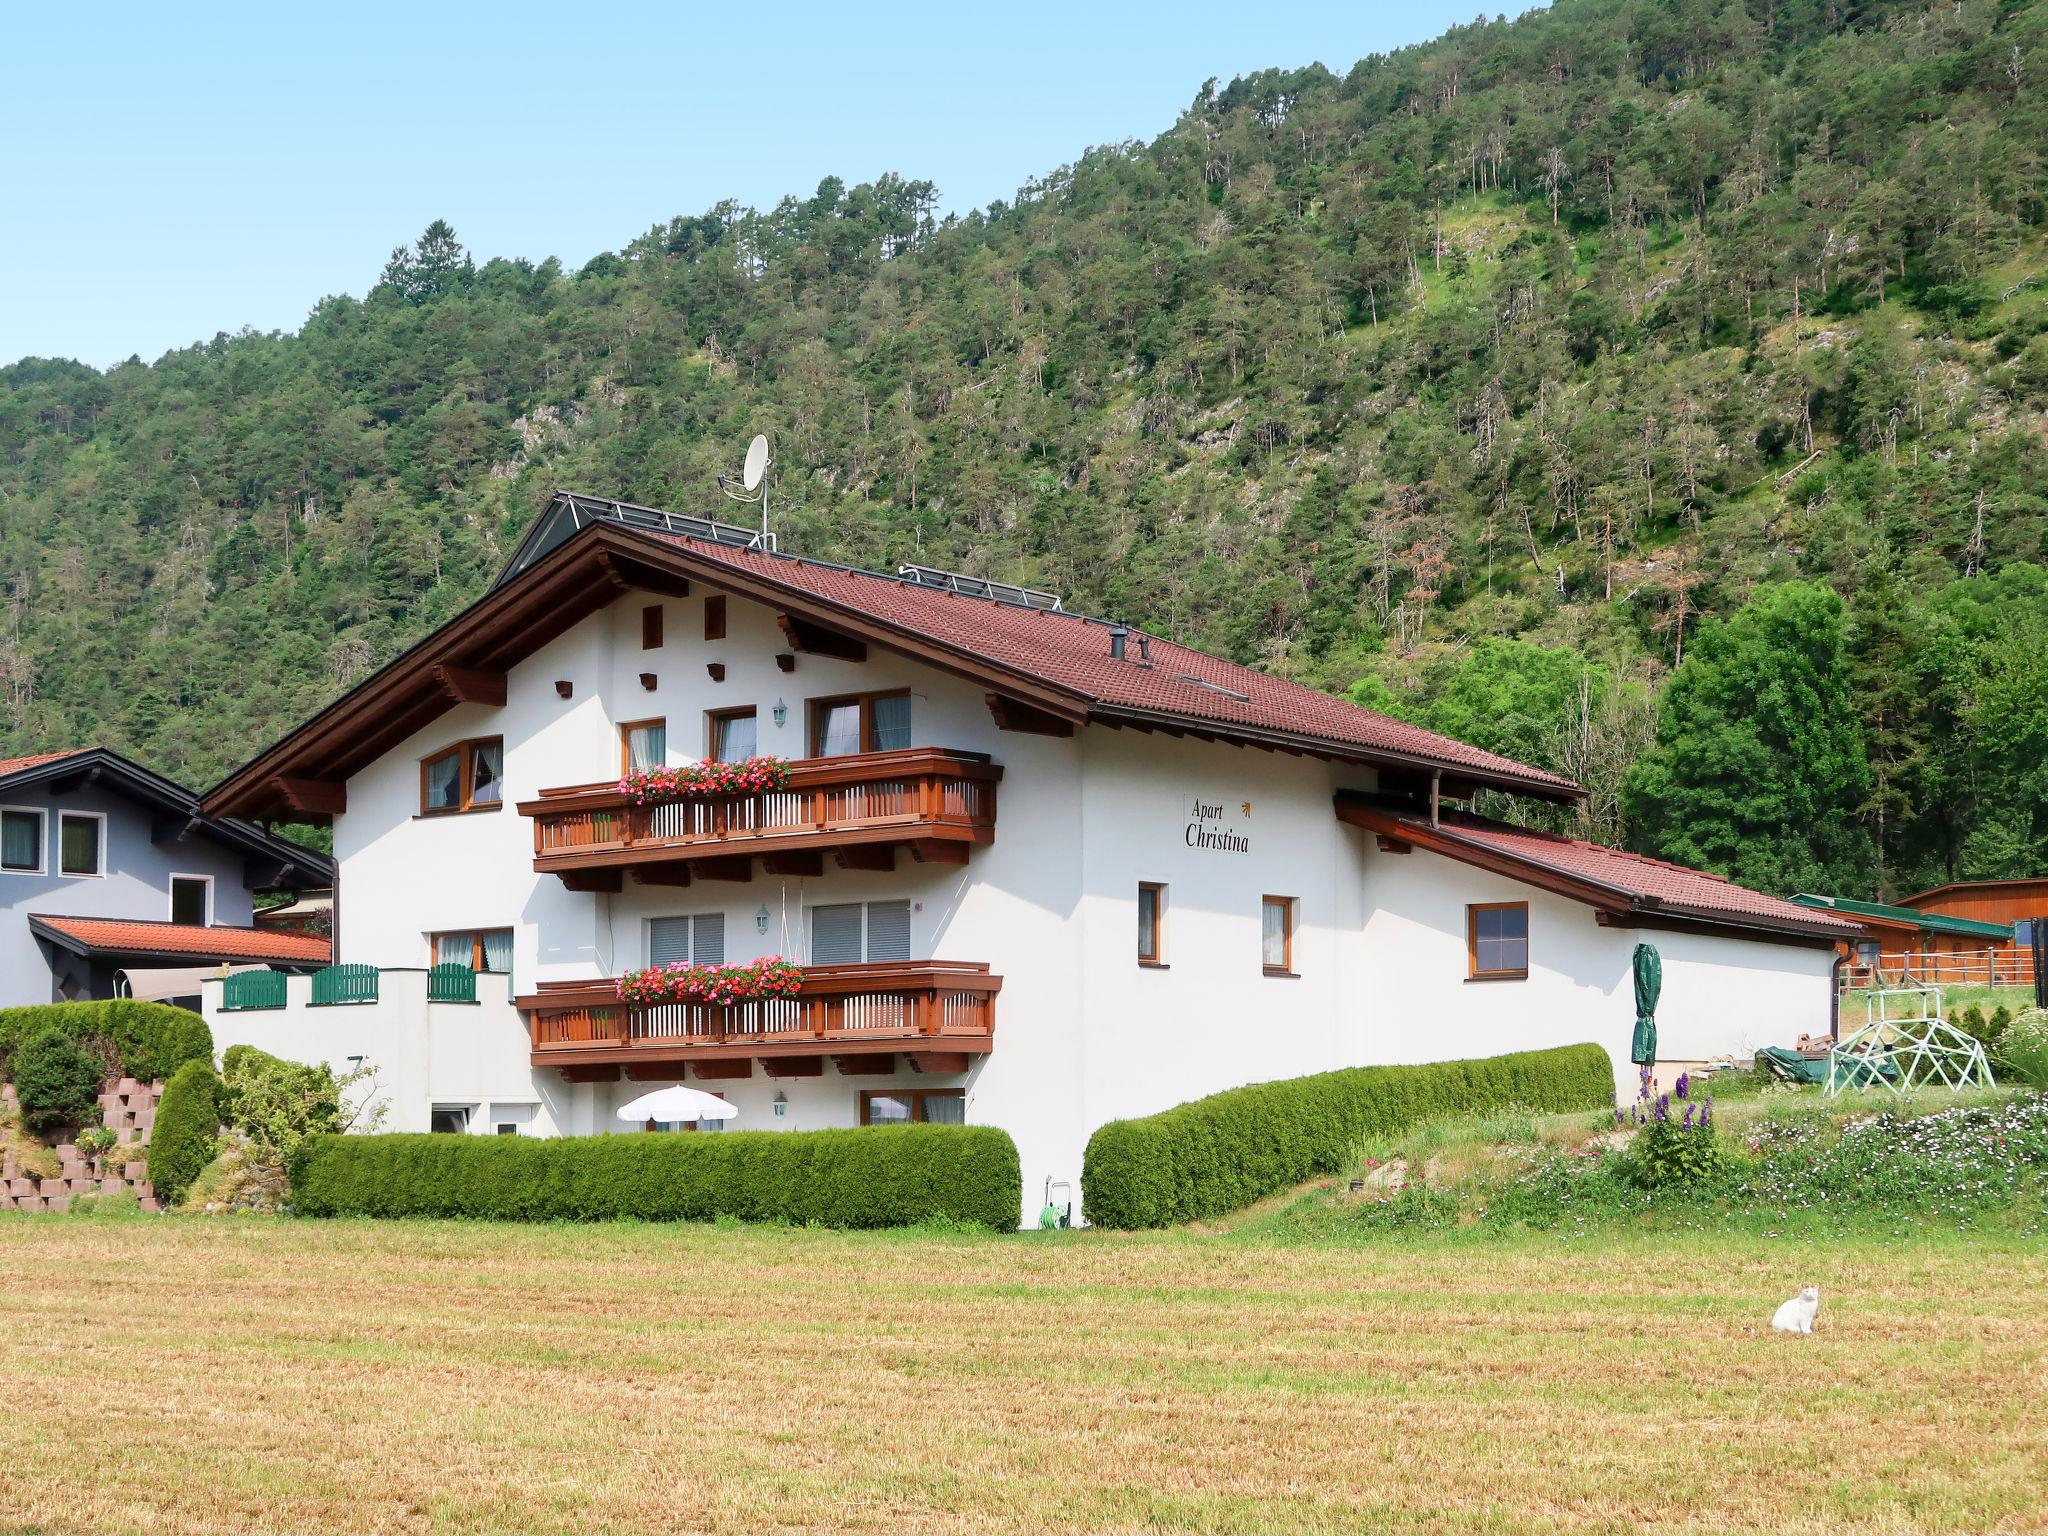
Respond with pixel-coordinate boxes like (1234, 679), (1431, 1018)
(1335, 794), (1860, 949)
(206, 505), (1583, 820)
(0, 748), (332, 885)
(27, 915), (330, 969)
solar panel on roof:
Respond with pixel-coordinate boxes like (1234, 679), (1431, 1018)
(895, 564), (1065, 612)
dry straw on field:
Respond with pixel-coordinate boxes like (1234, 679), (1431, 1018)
(0, 1217), (2043, 1534)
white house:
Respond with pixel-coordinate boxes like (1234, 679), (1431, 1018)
(198, 492), (1857, 1222)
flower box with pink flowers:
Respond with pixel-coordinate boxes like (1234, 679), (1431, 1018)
(617, 756), (793, 806)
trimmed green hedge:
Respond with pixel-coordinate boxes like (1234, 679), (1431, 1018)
(292, 1124), (1023, 1230)
(1082, 1043), (1615, 1229)
(149, 1060), (223, 1206)
(0, 1000), (212, 1084)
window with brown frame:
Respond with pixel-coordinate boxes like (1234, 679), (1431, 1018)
(431, 929), (513, 973)
(1261, 895), (1297, 975)
(620, 718), (667, 774)
(859, 1089), (965, 1126)
(640, 604), (663, 650)
(1138, 882), (1166, 966)
(704, 595), (727, 642)
(807, 690), (911, 757)
(706, 707), (758, 763)
(1467, 902), (1529, 979)
(420, 737), (504, 816)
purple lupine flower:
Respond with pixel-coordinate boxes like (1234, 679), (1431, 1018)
(1683, 1102), (1695, 1129)
(1675, 1072), (1691, 1101)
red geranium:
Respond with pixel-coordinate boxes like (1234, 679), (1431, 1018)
(618, 756), (793, 805)
(617, 956), (806, 1007)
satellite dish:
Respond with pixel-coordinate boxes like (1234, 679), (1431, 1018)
(742, 434), (770, 492)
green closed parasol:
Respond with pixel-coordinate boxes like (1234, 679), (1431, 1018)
(1630, 942), (1662, 1066)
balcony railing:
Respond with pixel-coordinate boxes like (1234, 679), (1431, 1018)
(518, 960), (1000, 1066)
(517, 747), (1000, 875)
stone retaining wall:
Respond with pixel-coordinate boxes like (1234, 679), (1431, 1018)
(1, 1078), (163, 1213)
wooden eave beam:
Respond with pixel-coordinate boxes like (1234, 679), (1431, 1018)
(271, 776), (346, 815)
(985, 693), (1075, 738)
(776, 612), (867, 662)
(431, 664), (507, 707)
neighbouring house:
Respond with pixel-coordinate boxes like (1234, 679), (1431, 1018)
(0, 749), (333, 1008)
(1905, 880), (2048, 963)
(194, 491), (1859, 1221)
(1792, 892), (2025, 990)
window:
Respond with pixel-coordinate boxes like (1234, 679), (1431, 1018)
(432, 929), (513, 972)
(170, 875), (213, 926)
(1468, 902), (1529, 980)
(707, 708), (758, 764)
(704, 595), (727, 642)
(430, 1105), (472, 1134)
(860, 1089), (965, 1126)
(810, 900), (912, 965)
(1262, 895), (1296, 975)
(648, 913), (725, 967)
(640, 604), (663, 650)
(420, 737), (503, 815)
(1, 807), (45, 873)
(621, 718), (667, 774)
(496, 1122), (520, 1135)
(807, 691), (912, 757)
(1138, 882), (1166, 966)
(58, 812), (104, 877)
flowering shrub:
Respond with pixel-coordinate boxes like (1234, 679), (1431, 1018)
(617, 957), (805, 1008)
(1616, 1069), (1722, 1189)
(1997, 1008), (2048, 1088)
(617, 756), (791, 805)
(1739, 1095), (2048, 1217)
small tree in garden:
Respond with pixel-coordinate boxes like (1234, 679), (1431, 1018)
(12, 1026), (102, 1136)
(220, 1045), (383, 1179)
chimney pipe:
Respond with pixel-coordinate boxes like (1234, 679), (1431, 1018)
(1109, 626), (1129, 661)
(1134, 635), (1151, 664)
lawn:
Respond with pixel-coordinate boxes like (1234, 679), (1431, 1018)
(2, 1215), (2045, 1534)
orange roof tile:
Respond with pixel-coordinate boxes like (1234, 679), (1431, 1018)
(28, 915), (331, 964)
(0, 750), (88, 777)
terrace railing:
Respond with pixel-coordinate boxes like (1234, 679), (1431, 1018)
(520, 960), (1000, 1062)
(518, 747), (999, 873)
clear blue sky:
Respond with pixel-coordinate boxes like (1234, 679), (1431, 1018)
(5, 2), (1527, 369)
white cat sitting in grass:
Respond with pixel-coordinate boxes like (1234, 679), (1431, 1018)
(1771, 1285), (1821, 1335)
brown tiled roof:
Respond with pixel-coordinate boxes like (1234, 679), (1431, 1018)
(28, 915), (331, 964)
(643, 531), (1581, 797)
(1337, 796), (1863, 941)
(0, 750), (87, 778)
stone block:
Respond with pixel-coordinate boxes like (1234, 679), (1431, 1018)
(133, 1110), (156, 1132)
(139, 1197), (160, 1214)
(53, 1143), (77, 1161)
(116, 1077), (139, 1098)
(38, 1177), (65, 1198)
(17, 1195), (43, 1212)
(124, 1162), (147, 1181)
(136, 1182), (156, 1201)
(46, 1194), (69, 1213)
(7, 1178), (34, 1199)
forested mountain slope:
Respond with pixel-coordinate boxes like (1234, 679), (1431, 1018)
(3, 0), (2046, 896)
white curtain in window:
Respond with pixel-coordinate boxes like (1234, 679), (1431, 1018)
(434, 932), (472, 967)
(865, 1094), (912, 1125)
(424, 752), (462, 810)
(871, 694), (912, 751)
(1262, 900), (1288, 969)
(481, 930), (513, 973)
(864, 900), (912, 962)
(714, 713), (757, 762)
(811, 903), (864, 965)
(815, 703), (861, 758)
(470, 741), (503, 804)
(627, 723), (667, 772)
(921, 1093), (965, 1125)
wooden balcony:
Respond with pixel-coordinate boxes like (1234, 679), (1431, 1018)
(517, 960), (1000, 1080)
(517, 747), (1000, 886)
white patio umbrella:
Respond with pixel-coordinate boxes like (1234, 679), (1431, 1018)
(615, 1084), (739, 1124)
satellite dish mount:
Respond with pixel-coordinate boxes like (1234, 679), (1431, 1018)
(716, 434), (775, 551)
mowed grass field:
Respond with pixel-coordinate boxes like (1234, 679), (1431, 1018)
(1, 1217), (2045, 1535)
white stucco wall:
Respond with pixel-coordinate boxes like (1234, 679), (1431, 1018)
(1358, 840), (1837, 1101)
(240, 577), (1841, 1224)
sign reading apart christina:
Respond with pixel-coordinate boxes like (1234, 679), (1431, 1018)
(1184, 795), (1251, 854)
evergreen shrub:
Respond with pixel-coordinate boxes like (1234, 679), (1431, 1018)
(149, 1059), (223, 1205)
(11, 1027), (103, 1136)
(0, 1000), (211, 1083)
(292, 1123), (1022, 1230)
(1081, 1043), (1613, 1228)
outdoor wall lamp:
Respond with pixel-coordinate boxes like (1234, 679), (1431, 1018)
(755, 904), (771, 934)
(773, 1091), (787, 1118)
(772, 698), (788, 728)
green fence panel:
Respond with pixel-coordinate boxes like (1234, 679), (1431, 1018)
(220, 969), (287, 1012)
(427, 963), (477, 1003)
(309, 964), (380, 1007)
